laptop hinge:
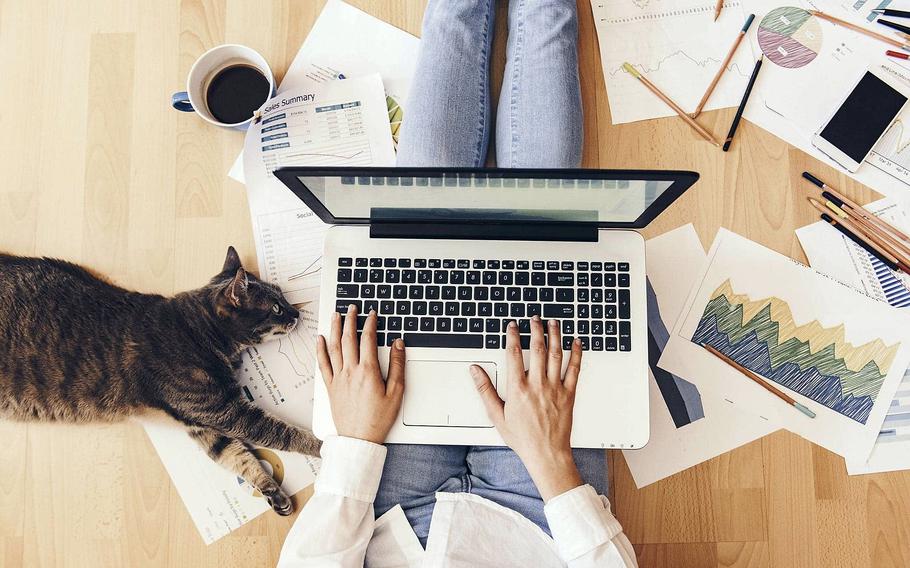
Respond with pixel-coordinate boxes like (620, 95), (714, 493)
(369, 222), (598, 242)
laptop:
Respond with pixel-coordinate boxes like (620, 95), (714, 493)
(274, 167), (698, 448)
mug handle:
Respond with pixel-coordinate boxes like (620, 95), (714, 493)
(171, 91), (194, 112)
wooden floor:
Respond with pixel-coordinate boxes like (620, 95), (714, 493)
(1, 1), (909, 566)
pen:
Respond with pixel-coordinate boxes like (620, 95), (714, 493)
(701, 343), (816, 418)
(723, 55), (762, 151)
(878, 18), (910, 35)
(872, 8), (910, 18)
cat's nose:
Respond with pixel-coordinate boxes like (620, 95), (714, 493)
(287, 318), (298, 332)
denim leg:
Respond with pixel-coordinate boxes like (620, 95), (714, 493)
(374, 444), (469, 546)
(396, 0), (497, 167)
(495, 0), (582, 168)
(465, 446), (609, 536)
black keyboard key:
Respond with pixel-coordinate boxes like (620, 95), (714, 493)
(413, 302), (428, 315)
(396, 301), (411, 315)
(369, 269), (383, 283)
(591, 274), (603, 287)
(507, 287), (521, 301)
(491, 287), (505, 301)
(434, 271), (449, 284)
(579, 337), (590, 351)
(547, 261), (559, 270)
(592, 305), (603, 319)
(562, 336), (574, 350)
(515, 272), (530, 285)
(463, 303), (477, 316)
(354, 269), (368, 282)
(591, 262), (602, 271)
(578, 321), (590, 334)
(458, 286), (472, 300)
(378, 285), (392, 298)
(605, 274), (616, 287)
(364, 300), (379, 314)
(451, 271), (465, 284)
(454, 318), (468, 332)
(511, 303), (525, 317)
(483, 271), (497, 285)
(475, 287), (489, 300)
(578, 289), (589, 302)
(556, 289), (574, 302)
(336, 299), (361, 313)
(384, 258), (397, 267)
(426, 286), (441, 299)
(517, 261), (529, 270)
(547, 273), (574, 286)
(438, 317), (452, 332)
(488, 260), (501, 269)
(430, 302), (444, 316)
(405, 333), (483, 348)
(605, 321), (617, 335)
(387, 332), (402, 346)
(494, 303), (508, 316)
(414, 259), (427, 268)
(467, 271), (481, 284)
(370, 258), (382, 267)
(577, 273), (589, 287)
(399, 258), (411, 268)
(619, 274), (630, 287)
(405, 317), (419, 331)
(499, 272), (514, 285)
(393, 285), (407, 299)
(442, 286), (456, 300)
(592, 337), (604, 351)
(561, 261), (574, 270)
(443, 259), (455, 268)
(577, 261), (588, 270)
(473, 260), (486, 269)
(523, 288), (538, 301)
(606, 337), (618, 351)
(532, 261), (545, 270)
(445, 302), (459, 316)
(527, 303), (542, 317)
(605, 305), (617, 319)
(339, 257), (353, 267)
(420, 317), (434, 331)
(540, 288), (554, 302)
(388, 317), (403, 331)
(592, 321), (604, 335)
(591, 289), (603, 303)
(429, 259), (441, 268)
(355, 258), (368, 267)
(380, 301), (395, 315)
(361, 285), (376, 298)
(563, 320), (574, 334)
(605, 290), (616, 303)
(408, 286), (423, 300)
(619, 290), (631, 319)
(418, 270), (432, 283)
(485, 335), (500, 349)
(518, 319), (531, 333)
(479, 302), (492, 316)
(336, 284), (359, 298)
(544, 304), (574, 318)
(486, 319), (499, 332)
(338, 268), (353, 282)
(469, 318), (484, 332)
(377, 332), (385, 345)
(531, 272), (545, 285)
(519, 335), (532, 349)
(578, 305), (590, 318)
(618, 262), (629, 272)
(402, 270), (416, 283)
(502, 260), (515, 269)
(386, 269), (401, 283)
(457, 259), (470, 269)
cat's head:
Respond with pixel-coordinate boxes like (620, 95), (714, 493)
(209, 246), (300, 344)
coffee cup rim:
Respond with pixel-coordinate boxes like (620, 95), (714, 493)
(186, 43), (275, 128)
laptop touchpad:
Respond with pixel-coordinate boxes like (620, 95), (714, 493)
(402, 360), (497, 428)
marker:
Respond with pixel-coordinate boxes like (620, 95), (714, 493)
(887, 49), (910, 60)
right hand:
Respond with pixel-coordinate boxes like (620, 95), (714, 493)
(470, 316), (584, 501)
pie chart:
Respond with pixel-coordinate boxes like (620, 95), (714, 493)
(758, 7), (823, 69)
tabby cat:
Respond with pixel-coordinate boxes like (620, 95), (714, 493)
(0, 247), (321, 515)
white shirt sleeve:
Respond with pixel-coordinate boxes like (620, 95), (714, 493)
(544, 484), (638, 567)
(277, 436), (387, 568)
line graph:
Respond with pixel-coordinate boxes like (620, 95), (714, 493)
(610, 50), (751, 78)
(869, 118), (910, 187)
(691, 279), (899, 424)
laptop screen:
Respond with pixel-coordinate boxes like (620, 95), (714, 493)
(275, 168), (697, 227)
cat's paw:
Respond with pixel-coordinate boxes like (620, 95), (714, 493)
(263, 487), (293, 516)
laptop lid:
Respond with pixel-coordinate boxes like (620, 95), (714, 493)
(273, 167), (698, 229)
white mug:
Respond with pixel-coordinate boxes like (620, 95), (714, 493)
(171, 44), (275, 130)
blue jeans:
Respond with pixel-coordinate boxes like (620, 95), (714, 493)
(382, 0), (601, 547)
(396, 0), (583, 167)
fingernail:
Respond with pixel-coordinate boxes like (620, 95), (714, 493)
(549, 319), (557, 328)
(394, 338), (404, 350)
(369, 309), (376, 316)
(508, 321), (517, 329)
(574, 338), (581, 345)
(469, 364), (481, 377)
(347, 304), (356, 313)
(532, 314), (540, 321)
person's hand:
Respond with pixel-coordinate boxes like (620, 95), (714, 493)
(316, 305), (405, 444)
(470, 316), (584, 501)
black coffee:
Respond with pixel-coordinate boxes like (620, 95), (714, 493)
(205, 65), (270, 125)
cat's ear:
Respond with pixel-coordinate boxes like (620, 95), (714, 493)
(222, 246), (243, 273)
(225, 268), (248, 307)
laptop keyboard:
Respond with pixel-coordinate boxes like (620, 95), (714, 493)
(334, 257), (632, 352)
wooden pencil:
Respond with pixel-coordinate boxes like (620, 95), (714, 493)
(802, 172), (910, 244)
(622, 63), (721, 147)
(702, 344), (816, 418)
(807, 198), (910, 272)
(714, 0), (724, 21)
(693, 14), (755, 118)
(832, 195), (910, 259)
(811, 10), (910, 50)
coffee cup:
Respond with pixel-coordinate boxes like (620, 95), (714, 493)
(171, 44), (275, 130)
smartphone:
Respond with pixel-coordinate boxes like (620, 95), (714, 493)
(812, 66), (910, 173)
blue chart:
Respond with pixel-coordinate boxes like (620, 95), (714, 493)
(647, 281), (705, 428)
(879, 370), (910, 443)
(869, 252), (910, 307)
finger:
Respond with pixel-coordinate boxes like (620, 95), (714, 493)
(359, 310), (379, 369)
(546, 319), (563, 380)
(529, 315), (547, 379)
(386, 339), (406, 399)
(563, 338), (583, 392)
(327, 311), (343, 372)
(505, 321), (525, 382)
(470, 364), (504, 428)
(316, 335), (334, 386)
(341, 304), (359, 366)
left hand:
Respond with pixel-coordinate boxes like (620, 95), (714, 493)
(316, 305), (406, 444)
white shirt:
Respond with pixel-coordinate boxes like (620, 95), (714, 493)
(278, 436), (638, 567)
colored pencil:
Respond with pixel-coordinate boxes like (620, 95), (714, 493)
(701, 344), (816, 418)
(811, 10), (910, 50)
(820, 213), (901, 271)
(693, 14), (756, 118)
(872, 8), (910, 18)
(802, 171), (910, 245)
(807, 197), (910, 273)
(714, 0), (724, 21)
(723, 55), (762, 151)
(879, 18), (910, 35)
(622, 63), (721, 147)
(887, 49), (910, 59)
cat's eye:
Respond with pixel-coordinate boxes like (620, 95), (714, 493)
(271, 303), (283, 315)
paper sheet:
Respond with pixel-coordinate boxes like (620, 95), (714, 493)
(622, 225), (777, 488)
(796, 199), (910, 473)
(591, 0), (755, 124)
(229, 0), (419, 183)
(242, 73), (396, 305)
(140, 309), (321, 544)
(658, 228), (910, 462)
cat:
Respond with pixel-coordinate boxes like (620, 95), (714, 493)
(0, 246), (321, 515)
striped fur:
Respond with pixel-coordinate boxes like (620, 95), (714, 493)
(0, 247), (320, 515)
